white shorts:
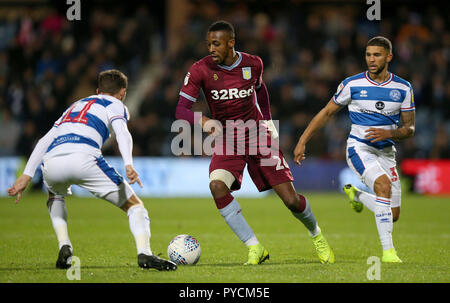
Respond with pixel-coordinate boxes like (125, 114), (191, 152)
(41, 153), (134, 208)
(346, 142), (401, 208)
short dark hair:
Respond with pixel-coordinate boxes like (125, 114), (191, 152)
(367, 36), (392, 54)
(208, 20), (235, 39)
(97, 69), (128, 94)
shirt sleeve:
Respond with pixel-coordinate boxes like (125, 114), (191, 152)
(176, 95), (196, 124)
(179, 62), (203, 102)
(23, 127), (57, 177)
(255, 56), (264, 89)
(332, 81), (351, 106)
(401, 85), (415, 112)
(106, 101), (128, 124)
(256, 81), (272, 120)
(111, 118), (133, 166)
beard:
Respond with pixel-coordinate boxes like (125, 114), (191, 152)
(372, 62), (386, 74)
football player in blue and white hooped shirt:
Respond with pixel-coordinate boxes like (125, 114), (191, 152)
(8, 70), (176, 271)
(294, 37), (415, 263)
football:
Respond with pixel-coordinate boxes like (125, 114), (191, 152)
(167, 234), (201, 265)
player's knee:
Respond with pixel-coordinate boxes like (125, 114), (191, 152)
(374, 177), (392, 198)
(209, 180), (229, 198)
(120, 194), (144, 212)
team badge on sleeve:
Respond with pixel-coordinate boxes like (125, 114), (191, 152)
(242, 67), (251, 80)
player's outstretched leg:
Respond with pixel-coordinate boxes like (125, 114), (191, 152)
(373, 176), (402, 263)
(375, 195), (401, 263)
(273, 182), (335, 264)
(47, 195), (73, 269)
(119, 193), (177, 270)
(209, 179), (269, 265)
(344, 177), (401, 262)
(343, 184), (364, 212)
(363, 175), (401, 263)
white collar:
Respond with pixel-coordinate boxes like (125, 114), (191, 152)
(217, 51), (242, 71)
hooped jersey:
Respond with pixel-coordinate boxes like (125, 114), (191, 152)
(333, 71), (415, 149)
(44, 94), (129, 160)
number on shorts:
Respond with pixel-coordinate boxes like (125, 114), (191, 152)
(390, 167), (398, 182)
(273, 155), (289, 171)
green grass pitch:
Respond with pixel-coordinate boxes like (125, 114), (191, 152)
(0, 191), (449, 283)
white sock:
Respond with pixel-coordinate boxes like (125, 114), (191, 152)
(47, 196), (72, 250)
(374, 197), (394, 251)
(291, 198), (321, 237)
(354, 190), (377, 213)
(219, 199), (258, 247)
(127, 205), (152, 256)
(244, 235), (259, 247)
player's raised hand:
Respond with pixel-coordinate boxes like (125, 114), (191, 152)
(365, 127), (392, 143)
(7, 174), (32, 203)
(125, 165), (143, 188)
(293, 141), (307, 165)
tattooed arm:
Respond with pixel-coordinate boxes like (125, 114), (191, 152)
(365, 111), (415, 143)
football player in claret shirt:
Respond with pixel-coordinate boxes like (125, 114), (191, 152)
(176, 20), (334, 265)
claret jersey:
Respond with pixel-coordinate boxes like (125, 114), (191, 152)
(179, 51), (265, 125)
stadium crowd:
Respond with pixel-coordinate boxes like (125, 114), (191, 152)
(0, 2), (158, 156)
(1, 1), (449, 163)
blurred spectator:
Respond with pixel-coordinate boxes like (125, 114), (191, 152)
(430, 123), (450, 159)
(0, 107), (21, 156)
(15, 120), (37, 157)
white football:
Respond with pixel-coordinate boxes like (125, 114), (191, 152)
(167, 234), (201, 265)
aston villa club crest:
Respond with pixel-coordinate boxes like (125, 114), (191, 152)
(213, 73), (218, 81)
(242, 67), (251, 80)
